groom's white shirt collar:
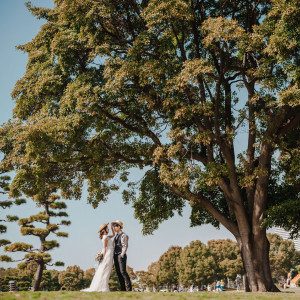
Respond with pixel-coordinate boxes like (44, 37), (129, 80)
(116, 230), (122, 237)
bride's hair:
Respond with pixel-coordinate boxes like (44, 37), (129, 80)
(99, 226), (108, 239)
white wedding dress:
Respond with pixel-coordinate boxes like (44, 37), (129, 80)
(81, 235), (114, 292)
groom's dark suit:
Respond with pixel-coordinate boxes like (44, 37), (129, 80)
(114, 232), (132, 291)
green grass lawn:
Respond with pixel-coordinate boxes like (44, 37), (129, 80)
(0, 291), (300, 300)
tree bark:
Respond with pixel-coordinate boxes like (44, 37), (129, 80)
(32, 260), (44, 291)
(237, 229), (280, 292)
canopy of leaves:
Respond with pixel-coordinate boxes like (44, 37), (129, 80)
(0, 0), (299, 240)
(156, 246), (181, 286)
(267, 233), (300, 280)
(177, 240), (217, 286)
(207, 239), (244, 279)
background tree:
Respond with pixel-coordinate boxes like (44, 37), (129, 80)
(0, 266), (34, 292)
(108, 265), (136, 291)
(83, 268), (95, 290)
(108, 266), (120, 291)
(127, 265), (137, 282)
(44, 269), (61, 291)
(156, 246), (181, 290)
(207, 239), (244, 280)
(136, 262), (159, 291)
(135, 270), (151, 291)
(177, 241), (217, 288)
(267, 233), (300, 282)
(58, 265), (84, 291)
(0, 193), (69, 291)
(1, 0), (299, 292)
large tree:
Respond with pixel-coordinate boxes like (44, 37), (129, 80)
(1, 0), (299, 292)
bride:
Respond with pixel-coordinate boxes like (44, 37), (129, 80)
(81, 223), (115, 292)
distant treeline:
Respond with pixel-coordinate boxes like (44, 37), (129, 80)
(0, 265), (136, 292)
(135, 234), (300, 291)
(1, 234), (299, 291)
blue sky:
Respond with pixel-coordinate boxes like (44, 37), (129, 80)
(0, 0), (239, 273)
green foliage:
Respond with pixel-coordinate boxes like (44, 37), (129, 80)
(56, 212), (69, 217)
(4, 242), (33, 252)
(43, 240), (59, 250)
(60, 220), (71, 226)
(0, 239), (11, 247)
(137, 235), (300, 288)
(190, 188), (229, 229)
(207, 239), (244, 279)
(56, 232), (68, 238)
(108, 266), (121, 291)
(21, 227), (50, 237)
(267, 233), (300, 280)
(15, 198), (27, 206)
(47, 224), (59, 232)
(49, 202), (67, 209)
(24, 252), (52, 264)
(58, 265), (85, 291)
(6, 215), (19, 222)
(0, 267), (63, 292)
(0, 225), (7, 234)
(263, 169), (300, 238)
(16, 275), (32, 291)
(136, 262), (159, 291)
(177, 241), (217, 286)
(157, 246), (181, 287)
(0, 172), (26, 248)
(0, 201), (13, 209)
(0, 255), (12, 262)
(124, 169), (185, 235)
(18, 214), (50, 226)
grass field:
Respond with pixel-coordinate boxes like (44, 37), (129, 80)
(0, 290), (300, 300)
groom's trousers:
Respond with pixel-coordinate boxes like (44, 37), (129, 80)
(114, 254), (132, 291)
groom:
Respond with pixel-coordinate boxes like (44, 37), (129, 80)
(112, 220), (132, 291)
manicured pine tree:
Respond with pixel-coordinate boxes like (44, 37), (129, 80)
(0, 171), (26, 252)
(0, 193), (70, 291)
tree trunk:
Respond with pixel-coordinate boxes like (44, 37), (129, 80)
(238, 233), (280, 292)
(32, 261), (44, 291)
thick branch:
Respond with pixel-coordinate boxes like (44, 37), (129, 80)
(167, 184), (239, 238)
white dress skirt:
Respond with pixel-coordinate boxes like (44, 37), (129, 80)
(81, 235), (114, 292)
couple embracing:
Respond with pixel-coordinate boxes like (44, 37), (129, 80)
(81, 220), (132, 292)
